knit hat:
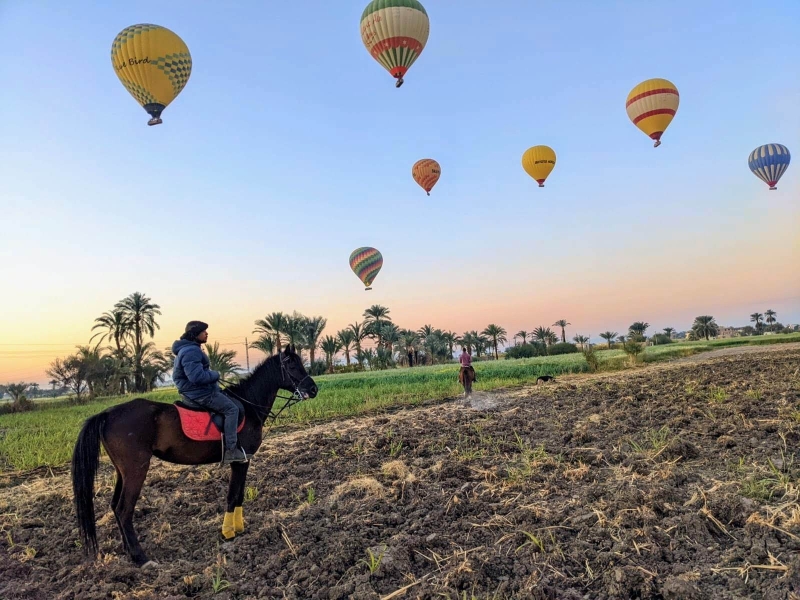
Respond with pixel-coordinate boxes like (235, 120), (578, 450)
(184, 320), (209, 338)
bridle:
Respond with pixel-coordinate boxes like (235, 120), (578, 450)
(219, 352), (312, 424)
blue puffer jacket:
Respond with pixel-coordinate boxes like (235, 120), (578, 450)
(172, 339), (220, 400)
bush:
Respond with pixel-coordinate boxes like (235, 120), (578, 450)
(582, 347), (599, 373)
(651, 334), (673, 345)
(623, 340), (644, 364)
(548, 342), (579, 356)
(308, 359), (328, 376)
(504, 343), (547, 359)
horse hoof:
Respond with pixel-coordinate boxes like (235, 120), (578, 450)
(141, 560), (159, 570)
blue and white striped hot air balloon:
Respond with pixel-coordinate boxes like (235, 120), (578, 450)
(748, 144), (791, 190)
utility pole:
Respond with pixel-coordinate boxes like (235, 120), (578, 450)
(244, 338), (250, 372)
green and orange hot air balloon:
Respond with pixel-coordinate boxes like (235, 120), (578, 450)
(349, 247), (383, 291)
(360, 0), (430, 88)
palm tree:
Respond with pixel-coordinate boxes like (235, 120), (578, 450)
(750, 312), (764, 333)
(663, 327), (675, 338)
(349, 322), (367, 368)
(533, 326), (554, 347)
(205, 342), (240, 382)
(474, 333), (491, 358)
(515, 330), (528, 346)
(599, 331), (617, 349)
(482, 324), (508, 360)
(399, 329), (421, 366)
(628, 321), (650, 341)
(553, 320), (570, 343)
(90, 310), (129, 353)
(115, 292), (162, 392)
(337, 329), (355, 366)
(252, 312), (288, 353)
(442, 331), (458, 359)
(250, 335), (275, 357)
(692, 316), (719, 341)
(364, 305), (391, 348)
(573, 335), (589, 349)
(617, 335), (626, 343)
(765, 309), (777, 326)
(460, 331), (476, 356)
(281, 312), (308, 351)
(5, 383), (28, 402)
(49, 379), (58, 397)
(303, 316), (327, 366)
(320, 335), (342, 373)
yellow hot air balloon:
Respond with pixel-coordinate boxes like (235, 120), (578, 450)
(412, 158), (441, 195)
(521, 146), (556, 187)
(626, 78), (679, 147)
(111, 24), (192, 126)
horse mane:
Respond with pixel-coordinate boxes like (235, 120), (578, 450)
(226, 353), (283, 420)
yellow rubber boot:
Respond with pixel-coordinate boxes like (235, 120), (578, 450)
(233, 506), (244, 533)
(221, 512), (236, 540)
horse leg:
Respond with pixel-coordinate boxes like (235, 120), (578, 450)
(222, 462), (250, 539)
(109, 468), (129, 554)
(113, 453), (153, 566)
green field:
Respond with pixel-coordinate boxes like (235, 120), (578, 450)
(1, 333), (798, 472)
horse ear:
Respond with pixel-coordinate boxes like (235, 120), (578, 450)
(283, 344), (290, 355)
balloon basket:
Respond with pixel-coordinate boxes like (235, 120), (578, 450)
(653, 140), (661, 148)
(395, 76), (404, 88)
(147, 117), (163, 126)
(365, 287), (372, 291)
(769, 186), (777, 191)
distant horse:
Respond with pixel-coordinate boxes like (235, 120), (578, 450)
(459, 366), (476, 396)
(71, 345), (317, 567)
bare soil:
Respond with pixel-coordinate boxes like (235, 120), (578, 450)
(2, 345), (800, 599)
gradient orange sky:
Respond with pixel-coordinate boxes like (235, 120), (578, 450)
(1, 1), (798, 385)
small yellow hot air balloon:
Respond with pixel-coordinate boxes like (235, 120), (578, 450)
(412, 159), (441, 195)
(521, 146), (556, 187)
(111, 24), (192, 126)
(626, 78), (679, 147)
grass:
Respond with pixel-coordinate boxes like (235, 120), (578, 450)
(0, 333), (798, 472)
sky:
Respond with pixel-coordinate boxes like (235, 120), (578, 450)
(1, 0), (798, 385)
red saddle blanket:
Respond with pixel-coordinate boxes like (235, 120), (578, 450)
(175, 405), (246, 442)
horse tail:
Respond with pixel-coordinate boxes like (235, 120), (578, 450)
(71, 412), (107, 556)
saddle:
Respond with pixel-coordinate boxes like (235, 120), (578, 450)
(175, 394), (246, 442)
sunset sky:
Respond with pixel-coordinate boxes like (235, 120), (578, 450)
(1, 1), (798, 385)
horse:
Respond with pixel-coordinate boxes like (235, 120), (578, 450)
(459, 366), (476, 396)
(71, 344), (317, 568)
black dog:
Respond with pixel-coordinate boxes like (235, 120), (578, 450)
(536, 375), (555, 384)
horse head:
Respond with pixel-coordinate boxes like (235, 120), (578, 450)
(279, 344), (318, 399)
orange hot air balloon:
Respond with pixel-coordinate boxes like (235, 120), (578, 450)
(412, 159), (441, 195)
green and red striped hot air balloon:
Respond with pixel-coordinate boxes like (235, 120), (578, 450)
(349, 247), (383, 291)
(360, 0), (430, 88)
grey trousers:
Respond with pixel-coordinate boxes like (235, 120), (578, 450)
(194, 390), (240, 450)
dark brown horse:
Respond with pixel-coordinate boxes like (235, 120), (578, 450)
(71, 345), (317, 567)
(459, 366), (476, 396)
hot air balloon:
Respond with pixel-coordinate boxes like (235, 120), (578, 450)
(412, 159), (441, 195)
(521, 146), (556, 187)
(111, 24), (192, 126)
(626, 78), (679, 147)
(748, 144), (791, 190)
(349, 247), (383, 291)
(360, 0), (430, 88)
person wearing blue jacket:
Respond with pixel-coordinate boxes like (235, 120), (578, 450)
(172, 321), (248, 464)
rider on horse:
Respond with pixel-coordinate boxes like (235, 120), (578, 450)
(172, 321), (248, 465)
(459, 346), (477, 382)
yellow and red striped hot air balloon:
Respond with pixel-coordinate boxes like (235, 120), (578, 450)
(111, 24), (192, 126)
(626, 78), (679, 147)
(412, 159), (440, 195)
(360, 0), (430, 88)
(521, 146), (556, 187)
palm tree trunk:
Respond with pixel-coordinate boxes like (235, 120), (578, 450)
(345, 350), (351, 366)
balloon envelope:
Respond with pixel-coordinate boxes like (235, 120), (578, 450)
(412, 159), (441, 195)
(521, 146), (556, 187)
(626, 78), (679, 147)
(360, 0), (430, 87)
(748, 144), (791, 190)
(349, 247), (383, 290)
(111, 24), (192, 125)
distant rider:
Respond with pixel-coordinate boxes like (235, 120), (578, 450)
(459, 347), (477, 382)
(172, 321), (248, 465)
